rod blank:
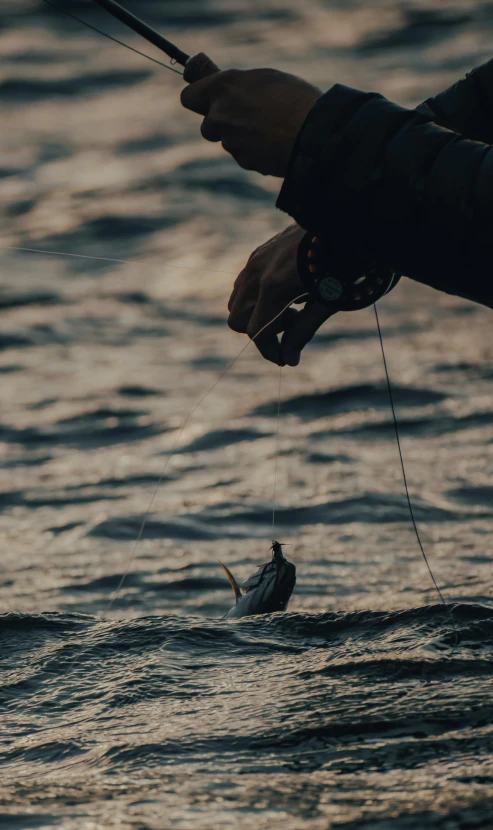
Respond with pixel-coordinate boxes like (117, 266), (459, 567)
(90, 0), (190, 67)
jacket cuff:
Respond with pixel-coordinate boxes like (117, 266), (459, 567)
(277, 85), (430, 252)
(275, 72), (493, 310)
(276, 85), (380, 230)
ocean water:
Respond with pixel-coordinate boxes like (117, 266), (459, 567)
(1, 1), (493, 827)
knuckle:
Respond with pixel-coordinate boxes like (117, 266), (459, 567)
(244, 257), (259, 275)
(221, 68), (242, 85)
(221, 140), (241, 160)
(201, 115), (224, 142)
(232, 271), (246, 290)
(247, 317), (269, 339)
(200, 119), (213, 140)
(247, 248), (263, 266)
(228, 283), (242, 310)
(247, 326), (261, 342)
(227, 312), (246, 334)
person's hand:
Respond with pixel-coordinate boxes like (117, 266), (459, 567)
(181, 60), (321, 177)
(228, 224), (335, 366)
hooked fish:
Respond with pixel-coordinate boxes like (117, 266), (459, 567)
(220, 541), (296, 619)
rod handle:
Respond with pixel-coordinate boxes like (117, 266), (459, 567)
(184, 53), (220, 83)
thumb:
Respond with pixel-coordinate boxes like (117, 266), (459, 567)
(183, 53), (220, 84)
(280, 303), (336, 366)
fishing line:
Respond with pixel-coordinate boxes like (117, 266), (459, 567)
(1, 243), (300, 603)
(53, 293), (308, 767)
(374, 304), (447, 606)
(40, 0), (184, 75)
(107, 295), (307, 611)
(271, 366), (282, 541)
(4, 234), (450, 607)
(6, 0), (457, 783)
(2, 246), (249, 277)
(3, 295), (456, 784)
(57, 292), (308, 728)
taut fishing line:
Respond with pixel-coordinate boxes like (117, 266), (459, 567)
(40, 0), (184, 75)
(374, 305), (446, 606)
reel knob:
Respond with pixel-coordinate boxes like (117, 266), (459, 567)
(297, 232), (400, 312)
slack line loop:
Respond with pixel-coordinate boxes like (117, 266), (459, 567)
(373, 305), (447, 606)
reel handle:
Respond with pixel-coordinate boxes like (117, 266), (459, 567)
(184, 53), (221, 83)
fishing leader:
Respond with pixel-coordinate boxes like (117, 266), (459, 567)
(181, 55), (493, 366)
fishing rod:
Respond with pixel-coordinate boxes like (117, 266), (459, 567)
(88, 0), (216, 82)
(40, 0), (401, 311)
(85, 0), (400, 313)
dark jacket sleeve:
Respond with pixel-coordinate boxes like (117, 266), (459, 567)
(416, 58), (493, 144)
(277, 59), (493, 309)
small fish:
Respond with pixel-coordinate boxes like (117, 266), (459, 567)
(220, 541), (296, 619)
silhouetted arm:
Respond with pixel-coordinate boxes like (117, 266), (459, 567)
(277, 60), (493, 309)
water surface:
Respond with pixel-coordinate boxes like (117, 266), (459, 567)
(1, 1), (493, 827)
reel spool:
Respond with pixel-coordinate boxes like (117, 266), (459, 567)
(298, 232), (400, 312)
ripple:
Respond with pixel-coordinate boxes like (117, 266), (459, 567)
(0, 70), (152, 104)
(174, 427), (274, 454)
(251, 383), (447, 421)
(2, 408), (167, 449)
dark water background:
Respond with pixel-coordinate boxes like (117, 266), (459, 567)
(1, 1), (493, 827)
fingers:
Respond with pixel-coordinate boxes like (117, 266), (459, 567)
(247, 284), (299, 365)
(228, 302), (256, 335)
(227, 225), (323, 366)
(251, 330), (283, 365)
(229, 284), (332, 367)
(246, 284), (284, 340)
(251, 308), (298, 365)
(228, 264), (259, 327)
(180, 77), (213, 116)
(182, 67), (257, 169)
(201, 118), (223, 142)
(228, 273), (300, 366)
(228, 271), (244, 312)
(183, 53), (220, 84)
(181, 67), (238, 116)
(281, 303), (335, 366)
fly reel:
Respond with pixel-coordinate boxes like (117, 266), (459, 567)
(298, 232), (400, 311)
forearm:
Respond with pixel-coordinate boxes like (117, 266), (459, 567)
(277, 64), (493, 308)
